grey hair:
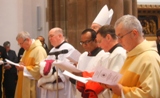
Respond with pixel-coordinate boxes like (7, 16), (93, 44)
(114, 15), (143, 36)
(16, 31), (31, 40)
(3, 41), (10, 47)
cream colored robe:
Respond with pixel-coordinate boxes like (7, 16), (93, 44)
(77, 47), (126, 98)
(77, 50), (109, 72)
(14, 39), (47, 98)
(113, 40), (160, 98)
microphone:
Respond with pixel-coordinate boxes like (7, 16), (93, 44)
(48, 49), (68, 56)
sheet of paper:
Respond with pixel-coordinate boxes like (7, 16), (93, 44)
(5, 59), (20, 66)
(63, 70), (91, 84)
(67, 49), (81, 64)
(53, 60), (82, 73)
(92, 66), (122, 85)
(23, 67), (35, 79)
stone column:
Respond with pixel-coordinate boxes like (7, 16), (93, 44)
(109, 0), (124, 25)
(132, 0), (138, 17)
(123, 0), (132, 15)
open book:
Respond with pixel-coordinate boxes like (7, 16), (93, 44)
(66, 49), (81, 64)
(92, 66), (122, 85)
(63, 71), (91, 84)
(5, 59), (20, 66)
(63, 66), (122, 85)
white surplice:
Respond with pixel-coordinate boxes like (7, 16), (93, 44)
(77, 50), (110, 72)
(39, 42), (76, 98)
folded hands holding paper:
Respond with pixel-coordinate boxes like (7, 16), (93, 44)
(5, 59), (25, 71)
(102, 83), (123, 96)
(76, 71), (104, 98)
(63, 66), (122, 85)
(5, 59), (20, 66)
(62, 66), (123, 97)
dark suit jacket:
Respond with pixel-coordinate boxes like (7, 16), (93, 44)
(156, 41), (160, 55)
(3, 49), (18, 90)
(17, 48), (24, 63)
(0, 46), (7, 78)
(0, 46), (7, 62)
(0, 46), (8, 97)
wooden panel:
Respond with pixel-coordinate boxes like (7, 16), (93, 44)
(76, 0), (87, 52)
(145, 36), (156, 41)
(53, 0), (60, 26)
(109, 0), (124, 25)
(66, 0), (77, 48)
(86, 0), (99, 28)
(48, 0), (54, 30)
(124, 0), (132, 15)
(138, 5), (160, 39)
(97, 0), (107, 11)
(132, 0), (138, 17)
(47, 0), (54, 49)
(59, 0), (66, 31)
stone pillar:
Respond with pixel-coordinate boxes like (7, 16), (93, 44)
(123, 0), (132, 15)
(109, 0), (124, 25)
(132, 0), (138, 17)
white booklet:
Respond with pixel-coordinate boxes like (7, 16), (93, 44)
(66, 49), (81, 64)
(63, 70), (91, 84)
(63, 66), (122, 85)
(53, 60), (82, 73)
(92, 66), (122, 85)
(5, 59), (20, 66)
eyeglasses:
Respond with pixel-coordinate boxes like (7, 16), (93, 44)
(19, 39), (26, 45)
(80, 39), (93, 45)
(116, 30), (132, 39)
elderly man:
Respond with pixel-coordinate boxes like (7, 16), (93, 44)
(105, 15), (160, 98)
(38, 27), (76, 98)
(15, 31), (47, 98)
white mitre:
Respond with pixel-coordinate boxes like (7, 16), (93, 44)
(93, 5), (114, 26)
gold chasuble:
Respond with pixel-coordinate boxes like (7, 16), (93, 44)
(112, 40), (160, 98)
(14, 40), (47, 98)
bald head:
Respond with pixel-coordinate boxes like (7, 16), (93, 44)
(48, 27), (65, 47)
(49, 27), (64, 35)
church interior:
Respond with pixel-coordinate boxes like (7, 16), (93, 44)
(47, 0), (160, 52)
(0, 0), (160, 53)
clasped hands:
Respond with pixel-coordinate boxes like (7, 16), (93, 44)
(100, 83), (122, 96)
